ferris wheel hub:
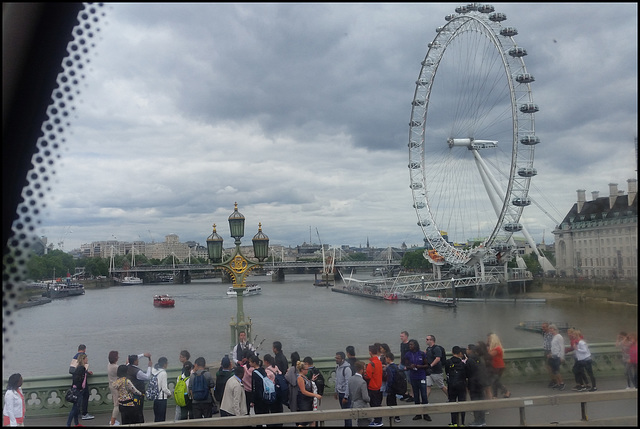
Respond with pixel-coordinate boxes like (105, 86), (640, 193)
(447, 138), (498, 149)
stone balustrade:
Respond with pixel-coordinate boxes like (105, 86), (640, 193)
(2, 343), (624, 417)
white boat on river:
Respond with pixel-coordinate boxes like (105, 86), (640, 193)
(226, 284), (262, 296)
(120, 276), (143, 285)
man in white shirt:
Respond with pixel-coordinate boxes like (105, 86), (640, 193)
(549, 324), (566, 390)
(232, 331), (256, 366)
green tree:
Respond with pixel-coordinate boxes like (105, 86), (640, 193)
(400, 248), (432, 270)
(26, 249), (76, 281)
(81, 257), (109, 277)
(347, 252), (369, 261)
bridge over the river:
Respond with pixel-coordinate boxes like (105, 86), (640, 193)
(108, 259), (402, 282)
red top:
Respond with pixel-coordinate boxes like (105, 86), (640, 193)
(629, 343), (638, 364)
(490, 346), (505, 369)
(364, 355), (383, 391)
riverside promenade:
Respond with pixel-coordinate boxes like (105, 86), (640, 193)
(26, 376), (636, 426)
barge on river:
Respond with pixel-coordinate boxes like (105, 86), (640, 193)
(516, 321), (570, 333)
(42, 282), (85, 299)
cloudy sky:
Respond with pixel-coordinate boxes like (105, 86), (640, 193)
(34, 3), (637, 252)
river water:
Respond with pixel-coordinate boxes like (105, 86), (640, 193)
(3, 273), (637, 378)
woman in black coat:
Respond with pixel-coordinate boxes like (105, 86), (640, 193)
(66, 353), (88, 427)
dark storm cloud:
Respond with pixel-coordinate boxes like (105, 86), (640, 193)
(34, 3), (636, 250)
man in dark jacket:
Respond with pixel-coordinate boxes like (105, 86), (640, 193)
(214, 356), (234, 409)
(445, 346), (469, 427)
(190, 357), (216, 419)
(273, 341), (289, 374)
(466, 344), (489, 426)
(127, 353), (152, 423)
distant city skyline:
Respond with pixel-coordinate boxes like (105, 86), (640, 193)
(28, 3), (636, 253)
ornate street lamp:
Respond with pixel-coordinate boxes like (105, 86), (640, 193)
(206, 202), (269, 349)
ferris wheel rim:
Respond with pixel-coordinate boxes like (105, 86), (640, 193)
(408, 5), (538, 267)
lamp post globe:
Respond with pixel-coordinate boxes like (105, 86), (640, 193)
(206, 224), (224, 263)
(228, 202), (245, 245)
(252, 223), (269, 262)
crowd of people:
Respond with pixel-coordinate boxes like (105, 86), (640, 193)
(3, 327), (638, 427)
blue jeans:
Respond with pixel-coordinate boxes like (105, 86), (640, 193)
(410, 378), (428, 405)
(338, 392), (352, 426)
(66, 389), (85, 427)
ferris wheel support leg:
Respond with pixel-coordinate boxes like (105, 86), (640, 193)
(473, 150), (505, 217)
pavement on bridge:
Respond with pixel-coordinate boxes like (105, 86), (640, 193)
(26, 376), (636, 426)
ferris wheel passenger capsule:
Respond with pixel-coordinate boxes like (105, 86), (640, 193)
(517, 167), (537, 177)
(509, 47), (527, 57)
(520, 135), (540, 145)
(489, 12), (507, 22)
(520, 103), (539, 113)
(478, 4), (495, 13)
(500, 27), (518, 37)
(504, 223), (523, 232)
(516, 73), (535, 83)
(512, 197), (531, 207)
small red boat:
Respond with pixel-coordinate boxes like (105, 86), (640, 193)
(153, 294), (175, 307)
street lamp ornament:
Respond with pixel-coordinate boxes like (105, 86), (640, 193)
(205, 203), (269, 349)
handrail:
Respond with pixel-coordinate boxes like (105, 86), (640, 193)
(2, 344), (625, 417)
(135, 388), (638, 426)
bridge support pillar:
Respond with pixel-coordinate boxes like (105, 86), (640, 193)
(177, 271), (191, 284)
(272, 268), (285, 282)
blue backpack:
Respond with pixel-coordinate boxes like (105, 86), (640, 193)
(274, 372), (289, 406)
(255, 370), (277, 404)
(191, 371), (210, 401)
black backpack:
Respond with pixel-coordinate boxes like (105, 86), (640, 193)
(389, 363), (407, 395)
(274, 372), (289, 406)
(437, 345), (447, 366)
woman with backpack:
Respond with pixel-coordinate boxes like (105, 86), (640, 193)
(263, 354), (285, 417)
(111, 365), (142, 426)
(150, 357), (171, 422)
(249, 355), (278, 419)
(175, 361), (193, 420)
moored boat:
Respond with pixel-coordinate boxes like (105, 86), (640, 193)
(42, 282), (85, 299)
(227, 284), (262, 297)
(383, 292), (411, 301)
(410, 295), (456, 308)
(516, 321), (569, 333)
(121, 276), (143, 285)
(153, 294), (175, 307)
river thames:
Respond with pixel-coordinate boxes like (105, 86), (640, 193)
(3, 273), (637, 378)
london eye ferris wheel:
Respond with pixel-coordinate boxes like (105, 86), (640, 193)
(408, 4), (539, 270)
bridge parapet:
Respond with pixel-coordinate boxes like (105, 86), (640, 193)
(3, 344), (623, 417)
